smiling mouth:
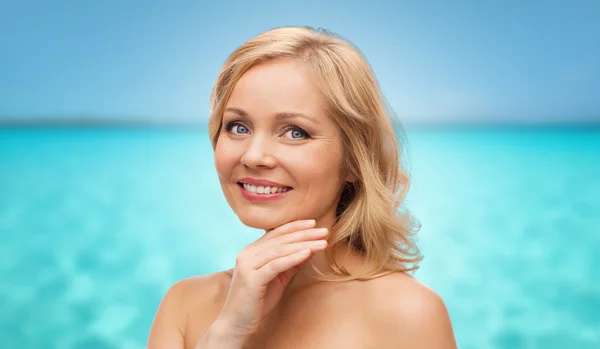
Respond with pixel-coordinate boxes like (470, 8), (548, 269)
(237, 182), (293, 195)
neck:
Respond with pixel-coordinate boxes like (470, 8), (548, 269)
(285, 214), (366, 292)
(259, 206), (365, 291)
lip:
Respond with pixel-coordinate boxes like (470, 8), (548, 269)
(237, 177), (291, 188)
(236, 177), (293, 203)
(239, 184), (291, 203)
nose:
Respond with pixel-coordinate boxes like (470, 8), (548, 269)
(240, 135), (277, 169)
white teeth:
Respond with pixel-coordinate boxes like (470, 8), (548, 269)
(242, 183), (291, 195)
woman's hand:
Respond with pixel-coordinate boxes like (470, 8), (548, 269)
(215, 219), (328, 342)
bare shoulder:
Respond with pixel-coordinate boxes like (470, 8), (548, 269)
(147, 269), (233, 349)
(174, 269), (233, 310)
(364, 272), (458, 349)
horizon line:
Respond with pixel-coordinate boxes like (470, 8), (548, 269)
(0, 116), (598, 128)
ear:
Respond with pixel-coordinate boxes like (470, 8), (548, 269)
(341, 161), (357, 183)
(344, 173), (357, 183)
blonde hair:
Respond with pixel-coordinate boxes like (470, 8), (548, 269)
(209, 26), (422, 281)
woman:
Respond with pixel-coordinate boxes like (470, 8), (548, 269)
(148, 26), (457, 349)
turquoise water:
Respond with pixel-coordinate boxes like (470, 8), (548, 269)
(0, 126), (599, 348)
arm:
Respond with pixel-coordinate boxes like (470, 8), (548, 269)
(146, 277), (247, 349)
(193, 317), (247, 349)
(147, 280), (186, 349)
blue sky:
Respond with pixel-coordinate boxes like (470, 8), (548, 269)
(1, 0), (599, 124)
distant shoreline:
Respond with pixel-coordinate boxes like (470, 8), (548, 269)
(0, 117), (598, 130)
(0, 117), (205, 128)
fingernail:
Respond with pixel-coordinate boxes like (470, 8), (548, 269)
(315, 228), (328, 233)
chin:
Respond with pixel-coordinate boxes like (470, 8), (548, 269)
(234, 204), (314, 231)
(237, 212), (288, 231)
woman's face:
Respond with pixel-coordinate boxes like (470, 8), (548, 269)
(214, 58), (347, 230)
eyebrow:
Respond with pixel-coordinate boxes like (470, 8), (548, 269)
(224, 107), (320, 125)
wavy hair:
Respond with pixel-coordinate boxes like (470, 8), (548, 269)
(209, 26), (422, 281)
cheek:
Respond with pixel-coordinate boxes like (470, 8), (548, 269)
(289, 144), (344, 188)
(214, 138), (236, 179)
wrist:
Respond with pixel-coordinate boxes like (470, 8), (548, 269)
(200, 318), (247, 349)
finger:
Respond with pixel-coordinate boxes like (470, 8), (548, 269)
(263, 219), (316, 240)
(250, 227), (327, 258)
(272, 227), (328, 246)
(256, 249), (313, 285)
(252, 239), (327, 269)
(242, 227), (327, 268)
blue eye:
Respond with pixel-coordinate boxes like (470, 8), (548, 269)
(285, 127), (309, 139)
(233, 124), (248, 134)
(291, 129), (305, 138)
(225, 121), (249, 135)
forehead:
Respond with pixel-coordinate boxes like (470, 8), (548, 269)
(226, 59), (327, 120)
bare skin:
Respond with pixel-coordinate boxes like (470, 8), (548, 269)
(149, 246), (457, 349)
(147, 58), (457, 348)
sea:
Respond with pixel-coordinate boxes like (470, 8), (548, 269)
(0, 125), (598, 349)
